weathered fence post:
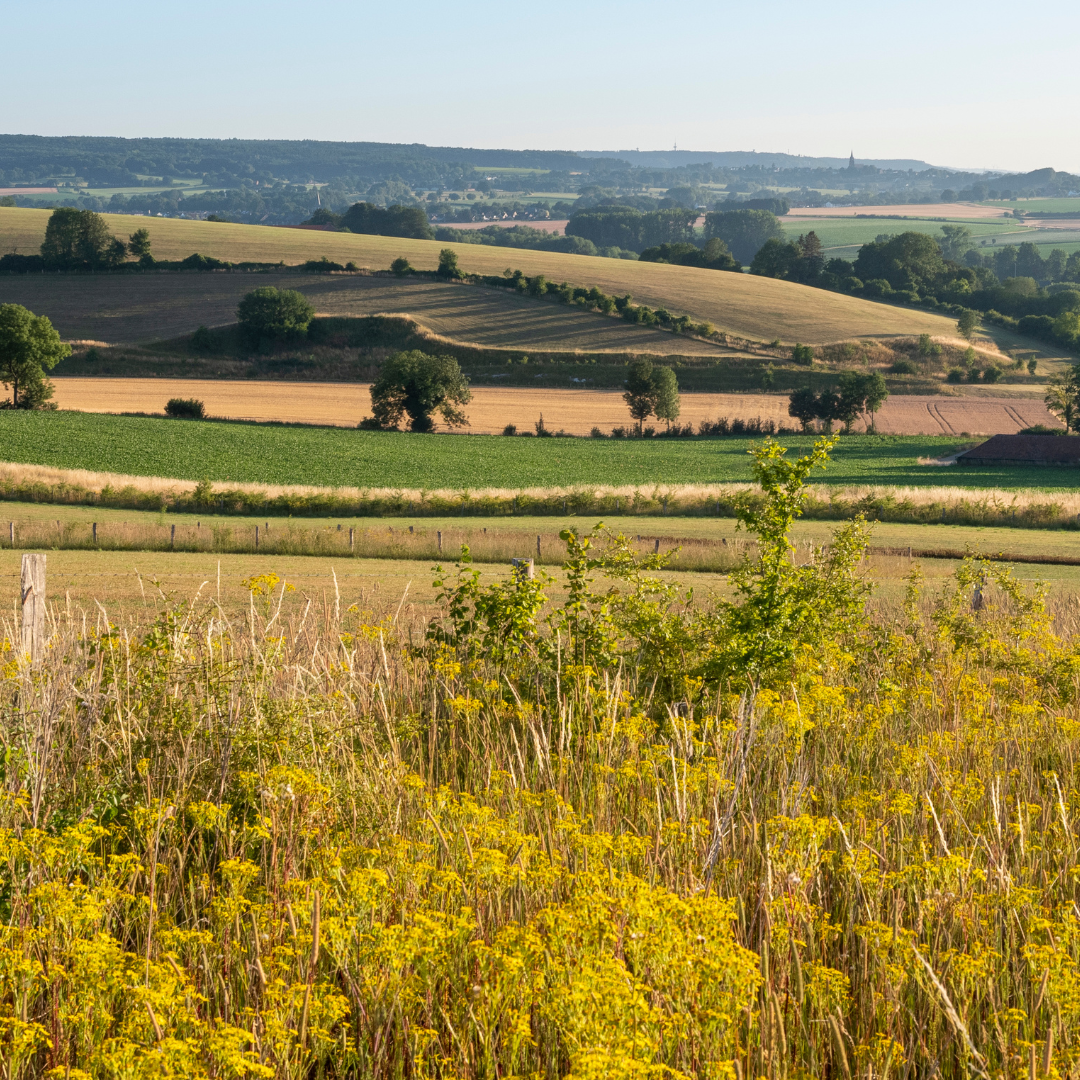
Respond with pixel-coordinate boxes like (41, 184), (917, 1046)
(437, 531), (443, 554)
(92, 522), (97, 545)
(8, 522), (13, 547)
(349, 527), (355, 551)
(170, 524), (176, 549)
(20, 553), (46, 663)
(255, 525), (260, 550)
(536, 535), (541, 560)
(511, 558), (535, 581)
(654, 538), (660, 554)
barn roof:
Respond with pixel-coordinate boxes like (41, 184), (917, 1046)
(956, 434), (1080, 464)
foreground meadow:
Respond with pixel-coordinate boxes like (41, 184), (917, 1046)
(2, 437), (1080, 1078)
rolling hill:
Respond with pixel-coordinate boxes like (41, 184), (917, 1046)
(1, 207), (963, 344)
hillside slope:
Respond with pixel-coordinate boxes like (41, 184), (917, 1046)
(1, 207), (961, 344)
(0, 271), (734, 354)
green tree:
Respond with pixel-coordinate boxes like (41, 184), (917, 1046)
(703, 209), (784, 263)
(0, 304), (70, 409)
(791, 343), (814, 365)
(1044, 364), (1080, 432)
(369, 350), (471, 432)
(437, 248), (464, 279)
(128, 228), (152, 260)
(236, 287), (315, 344)
(390, 257), (413, 276)
(623, 358), (658, 434)
(40, 208), (121, 270)
(787, 388), (818, 432)
(938, 224), (973, 261)
(651, 365), (680, 428)
(956, 308), (979, 340)
(862, 371), (888, 432)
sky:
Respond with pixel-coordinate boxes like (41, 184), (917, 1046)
(4, 0), (1079, 175)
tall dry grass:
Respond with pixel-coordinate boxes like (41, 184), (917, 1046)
(1, 524), (1079, 1076)
(4, 458), (1080, 531)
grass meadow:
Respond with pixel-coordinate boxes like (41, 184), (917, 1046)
(4, 434), (1080, 1077)
(0, 206), (962, 343)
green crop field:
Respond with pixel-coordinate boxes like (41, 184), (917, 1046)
(985, 198), (1080, 213)
(1, 409), (1074, 491)
(780, 217), (1018, 251)
(0, 207), (963, 344)
(0, 271), (727, 355)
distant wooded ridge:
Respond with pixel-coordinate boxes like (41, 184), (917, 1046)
(1, 134), (1071, 190)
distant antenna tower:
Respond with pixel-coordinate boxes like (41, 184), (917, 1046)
(673, 141), (677, 152)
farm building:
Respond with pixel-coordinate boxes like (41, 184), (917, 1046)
(955, 433), (1080, 466)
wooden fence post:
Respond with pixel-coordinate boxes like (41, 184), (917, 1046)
(536, 535), (541, 560)
(20, 553), (46, 663)
(92, 522), (97, 545)
(437, 531), (442, 554)
(8, 522), (13, 547)
(255, 525), (260, 550)
(170, 524), (176, 549)
(349, 527), (355, 551)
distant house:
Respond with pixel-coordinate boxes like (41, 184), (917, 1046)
(955, 434), (1080, 466)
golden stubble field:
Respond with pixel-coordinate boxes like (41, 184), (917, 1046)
(48, 378), (1058, 434)
(0, 206), (963, 343)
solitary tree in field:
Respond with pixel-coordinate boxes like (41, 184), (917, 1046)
(956, 309), (979, 340)
(368, 350), (471, 432)
(787, 388), (819, 432)
(129, 228), (152, 262)
(623, 359), (659, 435)
(237, 287), (315, 345)
(436, 248), (465, 279)
(651, 365), (681, 428)
(0, 303), (70, 409)
(1045, 364), (1080, 432)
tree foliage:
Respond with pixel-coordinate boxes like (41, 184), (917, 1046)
(703, 209), (784, 263)
(339, 202), (434, 240)
(369, 350), (471, 432)
(0, 303), (69, 409)
(638, 238), (740, 272)
(236, 287), (315, 344)
(566, 207), (697, 253)
(1044, 364), (1080, 432)
(40, 208), (126, 270)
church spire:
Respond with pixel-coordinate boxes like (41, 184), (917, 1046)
(848, 151), (856, 169)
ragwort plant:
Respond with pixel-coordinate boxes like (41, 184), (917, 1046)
(2, 436), (1080, 1078)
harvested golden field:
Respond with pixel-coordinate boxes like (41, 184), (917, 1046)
(0, 270), (729, 355)
(0, 206), (962, 343)
(48, 378), (1058, 435)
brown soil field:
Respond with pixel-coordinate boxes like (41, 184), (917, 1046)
(440, 220), (568, 233)
(0, 272), (729, 355)
(48, 378), (1058, 435)
(0, 207), (964, 344)
(784, 203), (1014, 220)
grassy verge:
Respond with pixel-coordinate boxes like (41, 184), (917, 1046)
(2, 457), (1079, 1074)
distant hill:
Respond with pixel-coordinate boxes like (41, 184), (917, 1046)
(577, 150), (937, 171)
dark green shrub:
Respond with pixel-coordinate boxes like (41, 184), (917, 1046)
(237, 287), (315, 344)
(165, 397), (205, 419)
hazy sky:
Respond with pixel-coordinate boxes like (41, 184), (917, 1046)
(5, 0), (1078, 174)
